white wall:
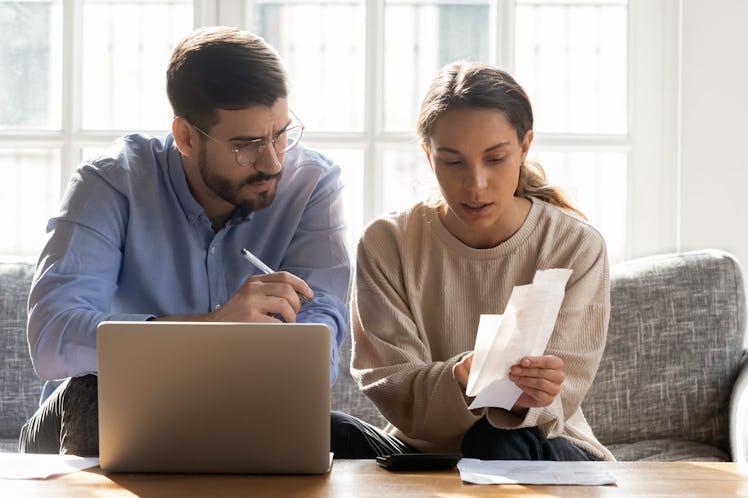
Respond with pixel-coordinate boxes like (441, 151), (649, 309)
(679, 0), (748, 270)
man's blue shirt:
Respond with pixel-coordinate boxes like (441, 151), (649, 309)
(28, 133), (351, 398)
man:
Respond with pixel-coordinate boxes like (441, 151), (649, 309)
(19, 26), (350, 455)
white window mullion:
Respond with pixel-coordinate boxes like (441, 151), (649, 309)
(61, 0), (83, 196)
(495, 0), (516, 71)
(626, 0), (680, 259)
(365, 0), (385, 221)
(215, 0), (246, 26)
(194, 0), (219, 26)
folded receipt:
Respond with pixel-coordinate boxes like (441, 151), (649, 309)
(466, 268), (572, 410)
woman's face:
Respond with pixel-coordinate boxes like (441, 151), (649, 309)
(423, 107), (533, 248)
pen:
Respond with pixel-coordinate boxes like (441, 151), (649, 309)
(240, 248), (310, 303)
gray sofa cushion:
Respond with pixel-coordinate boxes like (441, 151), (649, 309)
(607, 439), (728, 462)
(0, 261), (41, 448)
(583, 250), (746, 461)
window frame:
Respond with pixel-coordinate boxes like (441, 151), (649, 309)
(0, 0), (680, 261)
(236, 0), (680, 261)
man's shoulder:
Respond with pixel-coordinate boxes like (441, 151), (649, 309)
(284, 144), (338, 176)
(78, 133), (174, 188)
(276, 145), (342, 201)
(83, 133), (172, 173)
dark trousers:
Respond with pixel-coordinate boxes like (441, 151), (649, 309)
(332, 413), (597, 460)
(17, 375), (411, 458)
(19, 375), (596, 461)
(460, 416), (598, 460)
(19, 375), (100, 456)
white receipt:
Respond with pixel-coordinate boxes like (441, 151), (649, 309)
(466, 268), (572, 410)
(458, 459), (616, 486)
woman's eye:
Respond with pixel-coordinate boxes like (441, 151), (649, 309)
(487, 157), (506, 164)
(438, 157), (462, 166)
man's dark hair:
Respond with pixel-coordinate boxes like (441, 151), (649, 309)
(166, 26), (288, 131)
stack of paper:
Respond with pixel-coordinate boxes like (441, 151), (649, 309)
(458, 458), (617, 486)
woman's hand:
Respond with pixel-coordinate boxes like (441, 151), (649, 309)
(453, 353), (564, 413)
(452, 352), (474, 391)
(509, 355), (565, 411)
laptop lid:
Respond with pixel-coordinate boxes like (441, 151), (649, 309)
(96, 321), (331, 474)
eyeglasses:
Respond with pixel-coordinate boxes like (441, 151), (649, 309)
(191, 109), (304, 168)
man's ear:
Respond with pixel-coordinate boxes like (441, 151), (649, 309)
(172, 116), (196, 157)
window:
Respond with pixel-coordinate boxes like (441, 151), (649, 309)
(0, 0), (192, 257)
(1, 0), (643, 262)
(247, 0), (629, 260)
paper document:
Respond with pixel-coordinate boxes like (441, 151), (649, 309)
(458, 458), (617, 486)
(0, 453), (99, 479)
(466, 268), (572, 410)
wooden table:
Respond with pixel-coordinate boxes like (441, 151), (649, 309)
(3, 460), (748, 497)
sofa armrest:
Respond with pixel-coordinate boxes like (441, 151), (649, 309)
(730, 353), (748, 462)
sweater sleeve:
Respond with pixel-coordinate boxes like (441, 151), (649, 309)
(486, 228), (611, 436)
(350, 220), (482, 447)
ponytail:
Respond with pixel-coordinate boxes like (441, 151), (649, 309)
(517, 160), (586, 219)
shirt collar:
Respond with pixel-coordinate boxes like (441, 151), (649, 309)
(166, 135), (204, 225)
(165, 135), (255, 227)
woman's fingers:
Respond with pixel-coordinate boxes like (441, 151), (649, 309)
(509, 355), (565, 408)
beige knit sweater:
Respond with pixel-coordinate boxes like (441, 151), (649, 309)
(350, 197), (614, 460)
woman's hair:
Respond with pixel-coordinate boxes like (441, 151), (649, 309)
(166, 26), (288, 131)
(417, 61), (585, 218)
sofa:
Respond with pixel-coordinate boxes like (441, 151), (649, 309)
(1, 249), (746, 461)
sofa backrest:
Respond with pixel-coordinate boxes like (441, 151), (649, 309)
(0, 261), (42, 440)
(583, 249), (747, 455)
(331, 332), (387, 427)
(7, 250), (744, 450)
(0, 256), (388, 437)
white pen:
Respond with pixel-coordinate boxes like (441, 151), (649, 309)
(240, 248), (310, 303)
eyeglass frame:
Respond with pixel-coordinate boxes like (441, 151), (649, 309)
(190, 109), (305, 168)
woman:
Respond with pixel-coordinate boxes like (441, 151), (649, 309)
(345, 61), (613, 461)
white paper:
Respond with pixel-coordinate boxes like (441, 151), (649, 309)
(466, 268), (572, 409)
(0, 453), (99, 479)
(458, 458), (617, 486)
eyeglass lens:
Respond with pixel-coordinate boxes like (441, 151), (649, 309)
(234, 125), (303, 167)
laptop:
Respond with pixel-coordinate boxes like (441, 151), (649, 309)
(96, 321), (331, 474)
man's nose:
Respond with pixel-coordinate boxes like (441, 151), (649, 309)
(254, 143), (283, 175)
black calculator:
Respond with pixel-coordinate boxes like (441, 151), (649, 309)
(375, 453), (462, 471)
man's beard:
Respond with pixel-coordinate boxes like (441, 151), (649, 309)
(198, 147), (281, 213)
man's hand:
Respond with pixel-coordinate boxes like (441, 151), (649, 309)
(508, 355), (565, 411)
(212, 272), (314, 323)
(155, 271), (313, 324)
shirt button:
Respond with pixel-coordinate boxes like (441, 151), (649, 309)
(214, 304), (222, 310)
(210, 246), (217, 255)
